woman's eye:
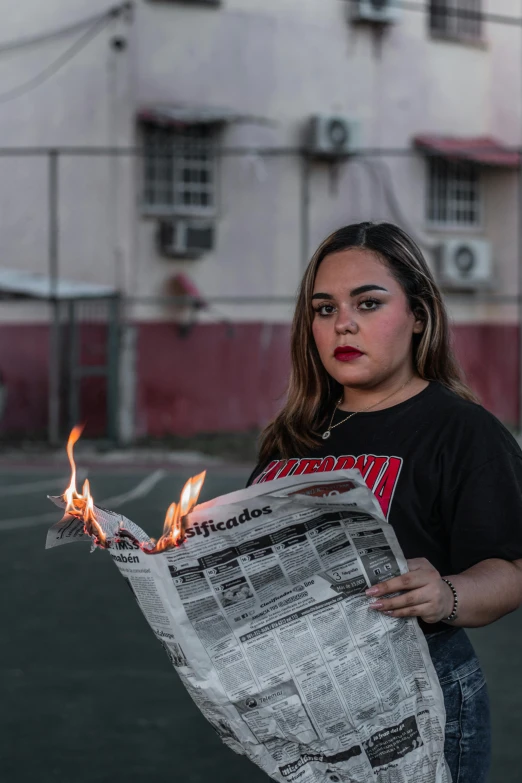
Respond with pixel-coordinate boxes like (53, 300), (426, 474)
(358, 298), (381, 311)
(314, 304), (336, 316)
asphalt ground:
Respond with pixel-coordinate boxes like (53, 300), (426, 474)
(2, 464), (521, 783)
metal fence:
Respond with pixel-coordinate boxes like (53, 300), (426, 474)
(0, 144), (521, 442)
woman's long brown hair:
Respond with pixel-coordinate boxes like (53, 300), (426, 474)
(258, 221), (478, 463)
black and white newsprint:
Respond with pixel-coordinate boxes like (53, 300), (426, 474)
(47, 470), (452, 783)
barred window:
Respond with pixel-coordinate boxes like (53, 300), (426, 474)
(427, 157), (481, 226)
(142, 124), (217, 214)
(429, 0), (482, 40)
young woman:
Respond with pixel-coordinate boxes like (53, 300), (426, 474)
(248, 221), (522, 782)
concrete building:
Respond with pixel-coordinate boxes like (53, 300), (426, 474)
(0, 0), (520, 440)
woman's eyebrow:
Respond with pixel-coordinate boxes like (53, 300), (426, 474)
(311, 292), (333, 300)
(350, 284), (389, 296)
(311, 284), (389, 301)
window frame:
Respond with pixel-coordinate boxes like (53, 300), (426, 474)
(428, 0), (483, 43)
(141, 123), (220, 218)
(425, 156), (483, 231)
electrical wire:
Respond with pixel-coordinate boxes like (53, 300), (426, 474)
(0, 3), (132, 57)
(0, 13), (117, 105)
(0, 2), (517, 59)
(0, 0), (517, 61)
(346, 0), (522, 28)
(350, 157), (438, 251)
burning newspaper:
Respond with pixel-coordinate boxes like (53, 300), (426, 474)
(46, 437), (451, 783)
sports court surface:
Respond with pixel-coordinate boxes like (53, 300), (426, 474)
(2, 461), (521, 782)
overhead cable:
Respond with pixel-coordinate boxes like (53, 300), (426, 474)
(0, 12), (119, 105)
(0, 2), (132, 57)
(350, 157), (438, 251)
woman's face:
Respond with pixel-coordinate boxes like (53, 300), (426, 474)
(311, 248), (424, 390)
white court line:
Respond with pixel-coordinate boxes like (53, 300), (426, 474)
(0, 469), (88, 498)
(99, 469), (166, 508)
(0, 469), (166, 532)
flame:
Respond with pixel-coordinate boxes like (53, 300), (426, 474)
(150, 470), (206, 553)
(81, 478), (107, 547)
(60, 427), (206, 553)
(64, 424), (84, 515)
(60, 426), (107, 547)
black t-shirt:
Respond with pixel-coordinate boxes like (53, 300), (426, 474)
(248, 382), (522, 634)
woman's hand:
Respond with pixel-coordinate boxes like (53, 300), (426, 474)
(365, 557), (454, 624)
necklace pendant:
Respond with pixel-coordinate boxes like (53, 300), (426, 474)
(322, 430), (331, 440)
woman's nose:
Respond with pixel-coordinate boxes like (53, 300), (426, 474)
(335, 312), (358, 334)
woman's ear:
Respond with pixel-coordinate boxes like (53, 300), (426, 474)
(412, 309), (425, 334)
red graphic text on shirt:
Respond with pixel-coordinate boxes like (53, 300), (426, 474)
(253, 454), (403, 518)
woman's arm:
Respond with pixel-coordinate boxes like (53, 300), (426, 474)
(366, 557), (522, 627)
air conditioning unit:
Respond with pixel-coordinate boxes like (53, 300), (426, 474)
(306, 115), (360, 158)
(157, 218), (215, 259)
(350, 0), (399, 24)
(436, 239), (493, 290)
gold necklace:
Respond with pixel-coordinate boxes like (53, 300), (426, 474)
(321, 377), (413, 440)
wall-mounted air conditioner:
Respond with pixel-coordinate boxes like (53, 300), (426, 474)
(157, 218), (215, 259)
(350, 0), (399, 24)
(436, 239), (493, 290)
(305, 115), (360, 158)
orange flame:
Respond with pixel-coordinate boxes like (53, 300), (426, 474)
(81, 478), (107, 547)
(60, 425), (107, 546)
(149, 470), (206, 553)
(61, 427), (206, 553)
(64, 424), (84, 516)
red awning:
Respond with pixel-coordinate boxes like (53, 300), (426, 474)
(414, 134), (520, 168)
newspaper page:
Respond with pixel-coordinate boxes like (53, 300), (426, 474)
(47, 469), (451, 783)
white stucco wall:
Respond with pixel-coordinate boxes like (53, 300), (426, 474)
(133, 0), (522, 324)
(0, 0), (134, 296)
(0, 0), (520, 324)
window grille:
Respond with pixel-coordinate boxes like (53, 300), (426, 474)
(429, 0), (482, 40)
(427, 157), (481, 226)
(142, 124), (217, 214)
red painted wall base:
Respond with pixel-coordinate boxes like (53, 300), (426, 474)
(452, 324), (519, 426)
(135, 322), (291, 437)
(0, 322), (518, 438)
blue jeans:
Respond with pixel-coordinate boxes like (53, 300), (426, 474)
(426, 628), (491, 783)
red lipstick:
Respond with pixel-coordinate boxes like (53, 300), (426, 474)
(334, 346), (364, 362)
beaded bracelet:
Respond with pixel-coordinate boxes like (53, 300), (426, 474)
(441, 577), (459, 622)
